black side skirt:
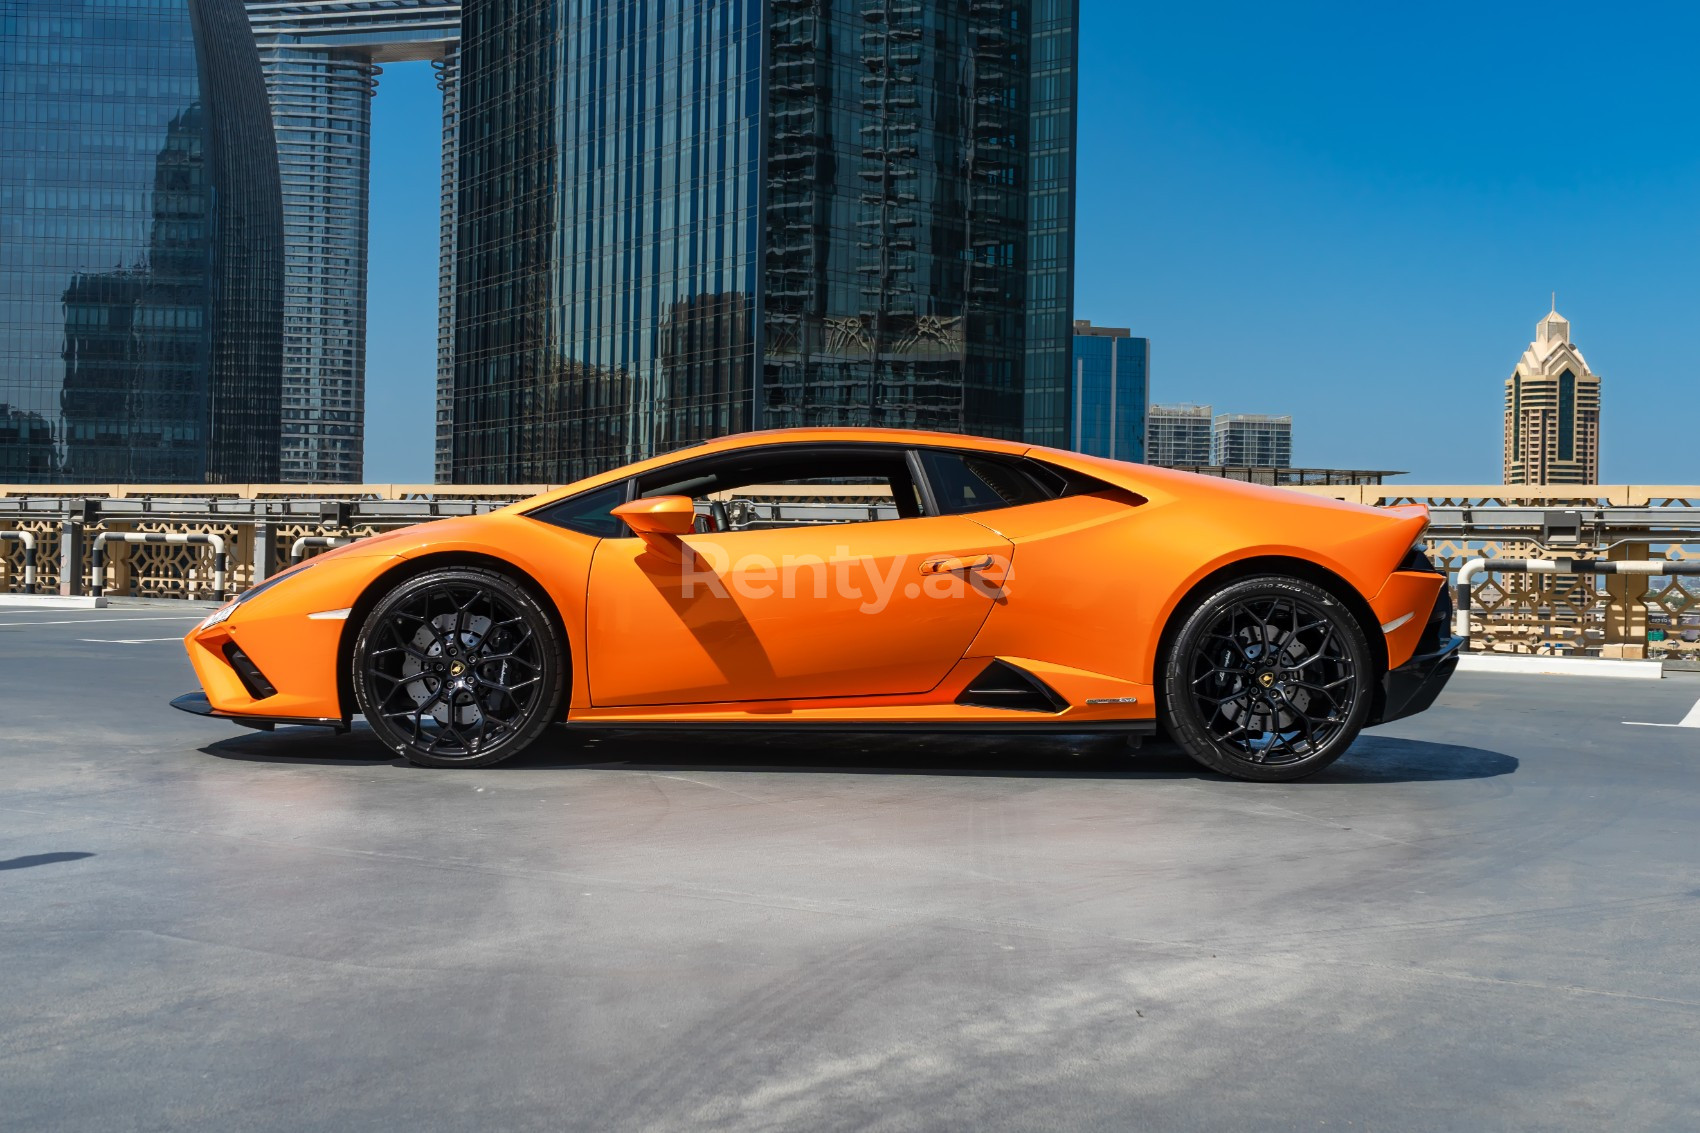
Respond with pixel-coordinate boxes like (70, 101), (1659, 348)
(559, 719), (1158, 737)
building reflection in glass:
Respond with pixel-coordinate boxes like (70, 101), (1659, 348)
(0, 0), (283, 483)
(451, 0), (1076, 483)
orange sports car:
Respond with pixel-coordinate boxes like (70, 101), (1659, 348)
(173, 427), (1460, 781)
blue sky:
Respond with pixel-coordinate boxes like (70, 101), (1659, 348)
(364, 2), (1700, 483)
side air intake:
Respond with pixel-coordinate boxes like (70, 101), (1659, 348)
(955, 660), (1067, 714)
(222, 642), (278, 700)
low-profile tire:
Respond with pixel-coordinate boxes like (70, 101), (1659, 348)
(352, 566), (565, 768)
(1158, 574), (1374, 782)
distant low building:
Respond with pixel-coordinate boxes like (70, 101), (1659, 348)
(1212, 413), (1292, 468)
(1070, 321), (1147, 461)
(1504, 304), (1601, 485)
(1167, 464), (1401, 486)
(1146, 403), (1213, 466)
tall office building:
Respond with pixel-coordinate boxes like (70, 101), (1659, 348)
(0, 0), (283, 483)
(245, 2), (459, 482)
(1069, 321), (1146, 461)
(1212, 413), (1292, 468)
(1504, 304), (1601, 484)
(1146, 403), (1212, 467)
(450, 0), (1078, 484)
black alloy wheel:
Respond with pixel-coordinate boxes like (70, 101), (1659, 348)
(1159, 575), (1373, 782)
(352, 567), (565, 768)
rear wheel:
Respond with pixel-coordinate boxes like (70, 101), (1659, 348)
(352, 567), (565, 768)
(1159, 575), (1373, 782)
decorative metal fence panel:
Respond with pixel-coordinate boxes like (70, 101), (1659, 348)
(1288, 486), (1700, 661)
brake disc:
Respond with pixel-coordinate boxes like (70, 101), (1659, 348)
(400, 613), (492, 725)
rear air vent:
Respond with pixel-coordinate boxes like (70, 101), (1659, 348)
(222, 642), (278, 700)
(955, 660), (1067, 714)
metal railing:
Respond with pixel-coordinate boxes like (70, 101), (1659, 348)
(4, 482), (1699, 663)
(91, 531), (227, 601)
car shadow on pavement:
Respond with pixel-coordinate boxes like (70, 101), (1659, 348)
(199, 723), (1515, 784)
(201, 725), (400, 766)
(519, 730), (1518, 784)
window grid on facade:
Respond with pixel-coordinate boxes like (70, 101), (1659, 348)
(1, 0), (283, 483)
(1069, 320), (1146, 461)
(450, 0), (1079, 485)
(1211, 413), (1292, 469)
(1145, 403), (1212, 468)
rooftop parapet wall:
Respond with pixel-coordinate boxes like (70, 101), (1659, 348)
(3, 485), (1699, 664)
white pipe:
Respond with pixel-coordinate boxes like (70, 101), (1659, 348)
(290, 535), (354, 565)
(92, 531), (227, 600)
(0, 530), (37, 594)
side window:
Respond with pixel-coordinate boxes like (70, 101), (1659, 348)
(635, 448), (925, 531)
(919, 450), (1060, 515)
(711, 476), (915, 530)
(528, 482), (629, 537)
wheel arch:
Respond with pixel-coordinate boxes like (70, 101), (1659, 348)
(1153, 554), (1390, 719)
(335, 550), (571, 721)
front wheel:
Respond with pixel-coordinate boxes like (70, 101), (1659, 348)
(1159, 575), (1374, 782)
(352, 567), (565, 768)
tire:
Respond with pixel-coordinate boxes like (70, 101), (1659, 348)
(1158, 575), (1374, 782)
(352, 566), (565, 768)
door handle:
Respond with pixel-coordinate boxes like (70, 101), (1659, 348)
(919, 554), (994, 575)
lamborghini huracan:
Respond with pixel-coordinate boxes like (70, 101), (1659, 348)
(173, 428), (1461, 781)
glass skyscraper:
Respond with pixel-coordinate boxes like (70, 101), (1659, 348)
(0, 0), (284, 483)
(451, 0), (1078, 484)
(245, 1), (460, 483)
(1069, 320), (1147, 461)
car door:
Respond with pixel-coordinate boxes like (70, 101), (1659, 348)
(584, 511), (1012, 708)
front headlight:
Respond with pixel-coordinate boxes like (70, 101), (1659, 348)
(195, 559), (318, 631)
(197, 603), (237, 631)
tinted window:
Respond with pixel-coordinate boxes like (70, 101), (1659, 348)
(919, 451), (1059, 515)
(635, 446), (924, 530)
(528, 483), (629, 537)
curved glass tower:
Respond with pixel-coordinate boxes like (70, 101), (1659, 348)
(0, 0), (283, 483)
(450, 0), (1077, 484)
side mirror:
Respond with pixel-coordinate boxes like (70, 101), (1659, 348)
(612, 495), (696, 560)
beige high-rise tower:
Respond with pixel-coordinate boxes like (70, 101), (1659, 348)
(1504, 303), (1601, 484)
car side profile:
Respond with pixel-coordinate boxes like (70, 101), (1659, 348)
(174, 427), (1461, 781)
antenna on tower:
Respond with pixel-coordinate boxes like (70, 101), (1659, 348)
(1550, 291), (1557, 314)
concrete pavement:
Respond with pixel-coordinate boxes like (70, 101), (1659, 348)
(3, 602), (1698, 1130)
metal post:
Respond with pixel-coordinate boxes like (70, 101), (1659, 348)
(252, 518), (278, 585)
(1600, 542), (1650, 660)
(212, 546), (227, 602)
(91, 534), (107, 598)
(59, 504), (85, 597)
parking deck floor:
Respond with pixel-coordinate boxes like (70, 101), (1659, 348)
(3, 601), (1699, 1131)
